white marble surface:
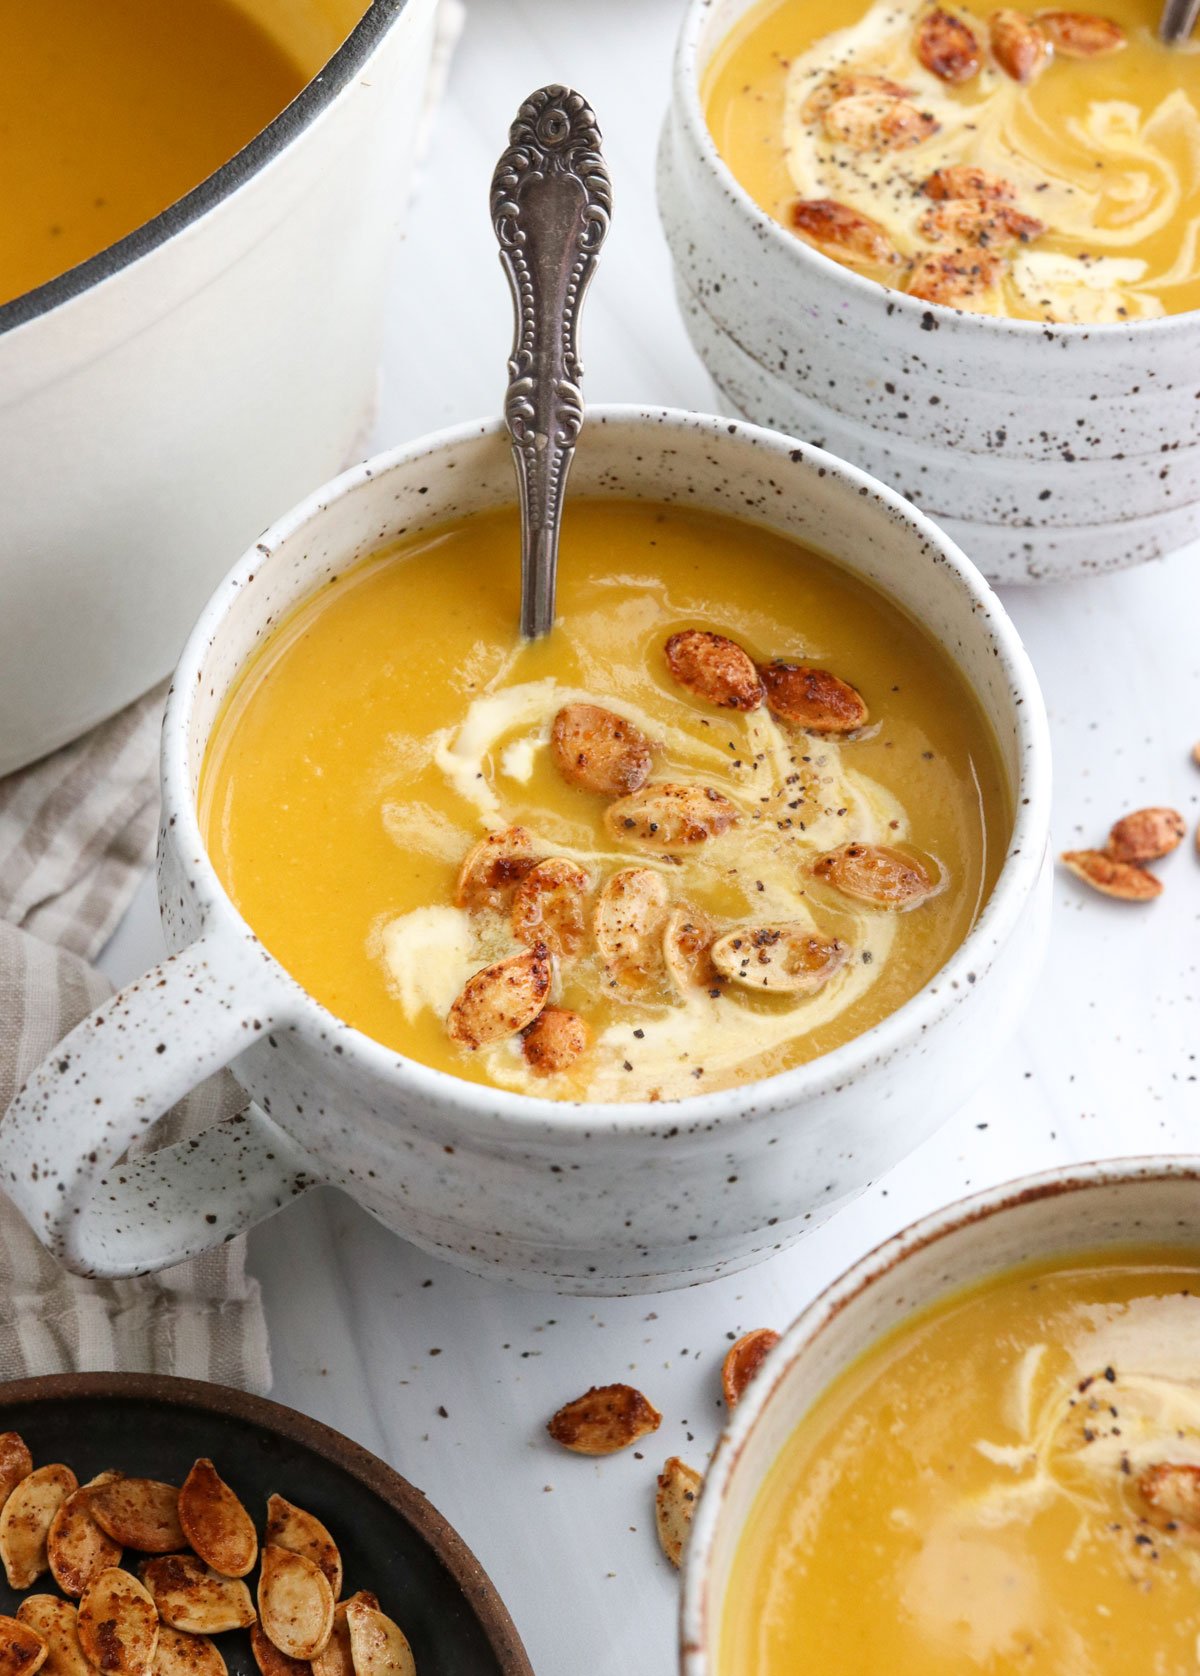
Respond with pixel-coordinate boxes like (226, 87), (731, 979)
(99, 1), (1200, 1670)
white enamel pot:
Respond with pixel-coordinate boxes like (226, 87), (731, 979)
(682, 1156), (1200, 1673)
(659, 0), (1200, 584)
(0, 408), (1052, 1295)
(0, 0), (439, 777)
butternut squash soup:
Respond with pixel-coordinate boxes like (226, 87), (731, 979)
(199, 501), (1008, 1102)
(705, 0), (1200, 320)
(721, 1247), (1200, 1676)
(0, 0), (354, 306)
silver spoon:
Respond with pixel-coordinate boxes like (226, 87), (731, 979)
(490, 86), (612, 640)
(1160, 0), (1199, 44)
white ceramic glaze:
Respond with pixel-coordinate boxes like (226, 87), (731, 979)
(0, 408), (1051, 1293)
(0, 0), (439, 777)
(659, 0), (1200, 584)
(681, 1156), (1200, 1674)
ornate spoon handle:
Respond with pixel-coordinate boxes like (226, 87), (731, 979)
(490, 86), (612, 639)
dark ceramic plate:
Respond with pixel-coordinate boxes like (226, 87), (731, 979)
(0, 1373), (531, 1676)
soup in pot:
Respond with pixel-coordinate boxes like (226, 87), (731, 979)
(721, 1246), (1200, 1675)
(0, 0), (355, 306)
(199, 500), (1008, 1103)
(705, 0), (1200, 321)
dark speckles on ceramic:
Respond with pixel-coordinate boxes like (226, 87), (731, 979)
(659, 0), (1200, 584)
(0, 409), (1051, 1295)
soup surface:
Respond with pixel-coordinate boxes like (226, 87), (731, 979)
(200, 500), (1007, 1103)
(722, 1246), (1200, 1676)
(705, 0), (1200, 321)
(0, 0), (327, 306)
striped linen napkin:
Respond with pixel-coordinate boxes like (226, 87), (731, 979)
(0, 688), (270, 1392)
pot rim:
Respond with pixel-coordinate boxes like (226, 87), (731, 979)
(680, 1152), (1200, 1674)
(671, 0), (1198, 342)
(163, 402), (1051, 1138)
(0, 0), (412, 339)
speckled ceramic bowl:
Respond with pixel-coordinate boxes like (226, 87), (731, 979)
(659, 0), (1200, 583)
(682, 1156), (1200, 1675)
(0, 408), (1051, 1294)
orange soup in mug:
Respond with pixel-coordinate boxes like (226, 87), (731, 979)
(200, 499), (1008, 1103)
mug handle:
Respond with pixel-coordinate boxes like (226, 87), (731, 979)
(0, 932), (316, 1278)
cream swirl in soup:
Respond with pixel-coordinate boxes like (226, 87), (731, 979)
(721, 1250), (1200, 1676)
(707, 0), (1200, 321)
(379, 677), (906, 1102)
(200, 501), (1007, 1104)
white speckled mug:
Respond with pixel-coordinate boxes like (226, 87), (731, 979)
(682, 1156), (1200, 1674)
(660, 0), (1200, 583)
(0, 409), (1051, 1294)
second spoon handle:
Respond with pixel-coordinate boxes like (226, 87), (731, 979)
(1160, 0), (1200, 41)
(490, 85), (612, 640)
